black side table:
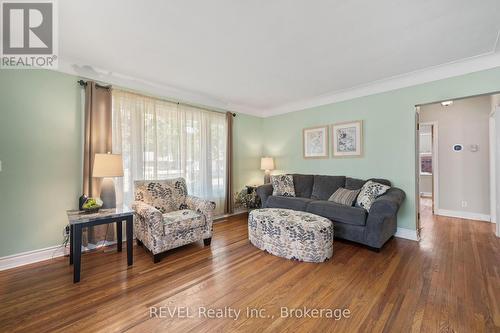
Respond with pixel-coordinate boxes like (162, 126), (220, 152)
(66, 207), (134, 283)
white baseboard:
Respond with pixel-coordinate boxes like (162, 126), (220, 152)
(436, 209), (491, 222)
(0, 239), (127, 271)
(214, 209), (248, 222)
(395, 227), (419, 241)
(0, 245), (68, 271)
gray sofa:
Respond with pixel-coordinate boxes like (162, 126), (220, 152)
(256, 174), (405, 250)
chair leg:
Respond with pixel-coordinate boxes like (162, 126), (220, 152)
(153, 253), (161, 263)
(203, 237), (212, 246)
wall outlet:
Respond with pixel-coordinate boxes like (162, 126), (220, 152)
(64, 225), (70, 237)
(461, 201), (468, 208)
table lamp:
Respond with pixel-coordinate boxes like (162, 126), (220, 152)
(92, 153), (124, 209)
(260, 157), (275, 184)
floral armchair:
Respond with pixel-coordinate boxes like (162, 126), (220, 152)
(131, 178), (216, 263)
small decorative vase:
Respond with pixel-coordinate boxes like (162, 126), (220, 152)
(78, 194), (88, 211)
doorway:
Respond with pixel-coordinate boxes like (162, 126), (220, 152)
(415, 94), (497, 235)
(418, 122), (438, 214)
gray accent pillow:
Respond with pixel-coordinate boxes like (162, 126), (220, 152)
(328, 188), (360, 206)
(356, 180), (390, 211)
(271, 174), (296, 197)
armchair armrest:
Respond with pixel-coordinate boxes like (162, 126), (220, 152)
(256, 184), (273, 208)
(186, 195), (216, 238)
(131, 201), (164, 238)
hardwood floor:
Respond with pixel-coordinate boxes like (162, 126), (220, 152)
(1, 201), (499, 332)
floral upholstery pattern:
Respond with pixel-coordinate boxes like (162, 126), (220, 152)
(134, 178), (188, 213)
(356, 180), (390, 211)
(271, 174), (296, 197)
(163, 210), (204, 234)
(132, 178), (215, 255)
(248, 208), (333, 263)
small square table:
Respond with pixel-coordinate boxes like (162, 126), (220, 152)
(67, 207), (134, 283)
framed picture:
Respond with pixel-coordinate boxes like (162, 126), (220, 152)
(332, 120), (363, 157)
(303, 126), (329, 159)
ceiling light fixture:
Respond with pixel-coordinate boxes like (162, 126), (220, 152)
(441, 100), (453, 107)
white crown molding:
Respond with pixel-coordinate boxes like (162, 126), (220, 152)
(395, 227), (419, 242)
(55, 52), (500, 119)
(436, 209), (491, 222)
(262, 52), (500, 117)
(55, 59), (261, 115)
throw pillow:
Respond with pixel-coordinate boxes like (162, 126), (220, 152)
(356, 180), (390, 211)
(271, 174), (296, 197)
(328, 188), (360, 206)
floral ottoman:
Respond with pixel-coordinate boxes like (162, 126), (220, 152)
(248, 208), (333, 263)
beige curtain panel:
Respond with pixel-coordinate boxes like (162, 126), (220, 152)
(82, 81), (115, 246)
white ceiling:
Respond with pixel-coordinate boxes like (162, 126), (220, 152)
(58, 0), (500, 117)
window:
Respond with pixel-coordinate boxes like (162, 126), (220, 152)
(112, 90), (227, 215)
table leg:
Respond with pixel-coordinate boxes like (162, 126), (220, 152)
(69, 224), (74, 265)
(73, 224), (82, 283)
(126, 216), (133, 266)
(116, 221), (123, 252)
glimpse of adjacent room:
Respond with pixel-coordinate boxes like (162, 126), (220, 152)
(417, 94), (500, 235)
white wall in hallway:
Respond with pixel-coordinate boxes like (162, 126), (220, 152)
(420, 96), (491, 217)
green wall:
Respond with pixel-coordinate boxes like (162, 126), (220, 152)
(2, 67), (500, 256)
(0, 70), (82, 257)
(0, 70), (264, 257)
(233, 113), (263, 191)
(262, 67), (500, 230)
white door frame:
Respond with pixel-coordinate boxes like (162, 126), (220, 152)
(489, 112), (496, 225)
(494, 106), (500, 237)
(419, 121), (439, 212)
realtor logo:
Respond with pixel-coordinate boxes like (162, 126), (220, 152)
(1, 0), (58, 68)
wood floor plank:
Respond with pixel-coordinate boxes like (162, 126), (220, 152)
(0, 199), (499, 333)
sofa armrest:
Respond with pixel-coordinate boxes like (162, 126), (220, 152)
(186, 195), (216, 238)
(364, 187), (406, 248)
(370, 188), (405, 214)
(256, 184), (273, 208)
(131, 201), (164, 238)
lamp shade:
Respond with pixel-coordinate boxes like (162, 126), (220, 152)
(260, 157), (275, 171)
(92, 153), (124, 178)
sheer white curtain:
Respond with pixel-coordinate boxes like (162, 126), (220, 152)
(112, 90), (227, 215)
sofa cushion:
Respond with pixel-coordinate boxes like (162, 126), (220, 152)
(292, 174), (314, 198)
(307, 201), (367, 226)
(266, 196), (314, 211)
(345, 177), (366, 190)
(271, 174), (296, 197)
(162, 209), (204, 234)
(345, 177), (392, 190)
(311, 175), (346, 200)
